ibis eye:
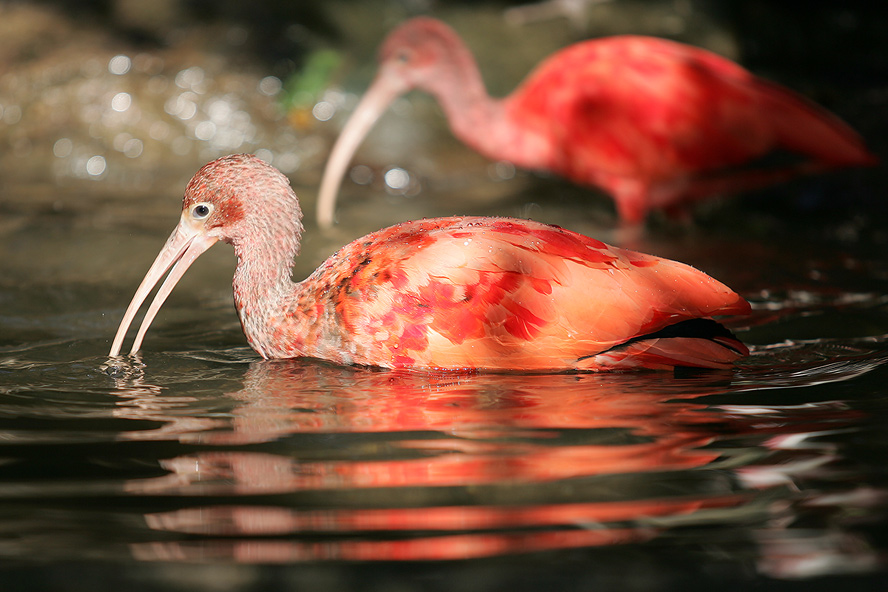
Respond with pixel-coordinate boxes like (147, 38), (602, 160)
(192, 203), (211, 219)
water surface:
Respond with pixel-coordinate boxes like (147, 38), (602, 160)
(1, 1), (887, 591)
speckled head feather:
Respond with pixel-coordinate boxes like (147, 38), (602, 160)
(184, 153), (304, 263)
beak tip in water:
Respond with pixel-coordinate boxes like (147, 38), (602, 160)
(107, 225), (218, 362)
(100, 353), (145, 378)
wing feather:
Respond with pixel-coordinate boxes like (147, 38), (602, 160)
(323, 217), (748, 370)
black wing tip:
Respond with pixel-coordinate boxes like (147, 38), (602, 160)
(588, 318), (748, 361)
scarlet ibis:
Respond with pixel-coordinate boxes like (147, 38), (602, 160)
(316, 17), (876, 227)
(109, 154), (750, 371)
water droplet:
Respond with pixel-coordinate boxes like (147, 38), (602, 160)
(349, 165), (373, 185)
(491, 160), (516, 180)
(322, 89), (346, 108)
(53, 138), (73, 158)
(194, 120), (216, 141)
(258, 76), (282, 96)
(165, 93), (198, 120)
(179, 101), (198, 120)
(384, 168), (410, 191)
(123, 138), (143, 158)
(86, 155), (107, 177)
(111, 92), (132, 112)
(254, 148), (274, 163)
(276, 152), (301, 173)
(312, 101), (335, 121)
(3, 104), (22, 124)
(175, 66), (205, 90)
(108, 55), (132, 75)
(206, 97), (233, 122)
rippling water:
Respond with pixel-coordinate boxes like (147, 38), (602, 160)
(2, 1), (888, 591)
(2, 219), (888, 590)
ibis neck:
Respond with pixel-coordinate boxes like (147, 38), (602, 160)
(230, 224), (301, 354)
(423, 51), (515, 161)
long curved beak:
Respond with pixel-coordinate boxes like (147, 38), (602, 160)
(109, 221), (218, 356)
(316, 71), (408, 228)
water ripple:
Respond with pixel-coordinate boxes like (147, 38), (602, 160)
(734, 334), (888, 391)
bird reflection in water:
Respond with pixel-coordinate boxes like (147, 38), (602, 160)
(104, 357), (884, 572)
